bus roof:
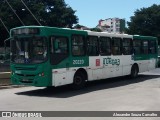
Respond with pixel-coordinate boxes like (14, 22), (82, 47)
(87, 31), (133, 38)
(10, 26), (157, 40)
(133, 35), (157, 40)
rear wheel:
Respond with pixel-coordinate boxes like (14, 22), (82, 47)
(71, 72), (85, 90)
(131, 65), (138, 78)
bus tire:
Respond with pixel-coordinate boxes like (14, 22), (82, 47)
(71, 72), (85, 90)
(130, 65), (138, 78)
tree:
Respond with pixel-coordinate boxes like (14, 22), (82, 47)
(0, 0), (78, 46)
(127, 4), (160, 40)
(73, 24), (90, 30)
(74, 24), (83, 29)
(90, 28), (102, 32)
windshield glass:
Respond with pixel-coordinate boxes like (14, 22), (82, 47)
(11, 37), (47, 64)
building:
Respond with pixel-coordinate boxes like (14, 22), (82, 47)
(97, 18), (125, 33)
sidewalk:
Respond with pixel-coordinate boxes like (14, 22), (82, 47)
(141, 68), (160, 75)
(0, 72), (26, 89)
(0, 72), (11, 85)
(0, 72), (11, 89)
(0, 85), (24, 90)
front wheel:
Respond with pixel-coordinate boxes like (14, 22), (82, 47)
(130, 65), (138, 78)
(71, 73), (85, 90)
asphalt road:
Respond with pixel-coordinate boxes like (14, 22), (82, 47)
(0, 69), (160, 120)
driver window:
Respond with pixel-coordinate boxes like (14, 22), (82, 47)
(51, 36), (68, 54)
(50, 36), (69, 65)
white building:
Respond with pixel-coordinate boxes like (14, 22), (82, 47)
(97, 18), (125, 33)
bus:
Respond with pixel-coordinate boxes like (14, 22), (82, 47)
(8, 26), (158, 89)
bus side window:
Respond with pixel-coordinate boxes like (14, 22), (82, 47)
(133, 39), (141, 55)
(99, 37), (111, 56)
(50, 36), (69, 65)
(87, 36), (99, 56)
(51, 36), (68, 54)
(142, 41), (148, 54)
(72, 35), (85, 56)
(149, 41), (156, 54)
(122, 38), (132, 55)
(112, 37), (122, 55)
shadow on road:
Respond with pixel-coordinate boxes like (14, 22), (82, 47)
(15, 74), (160, 98)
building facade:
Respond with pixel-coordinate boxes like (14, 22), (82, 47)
(97, 18), (125, 33)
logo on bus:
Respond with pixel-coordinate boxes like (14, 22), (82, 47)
(96, 59), (100, 66)
(103, 57), (120, 66)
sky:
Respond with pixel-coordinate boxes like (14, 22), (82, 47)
(65, 0), (160, 28)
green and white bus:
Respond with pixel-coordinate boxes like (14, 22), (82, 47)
(9, 26), (158, 89)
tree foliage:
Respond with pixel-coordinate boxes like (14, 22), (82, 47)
(90, 28), (102, 32)
(127, 4), (160, 39)
(0, 0), (78, 46)
(74, 24), (83, 29)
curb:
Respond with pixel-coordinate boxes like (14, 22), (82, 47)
(0, 85), (25, 90)
(0, 72), (11, 87)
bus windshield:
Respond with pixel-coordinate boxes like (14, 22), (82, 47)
(11, 36), (47, 64)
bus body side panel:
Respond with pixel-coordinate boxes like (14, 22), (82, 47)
(87, 55), (134, 81)
(133, 35), (158, 72)
(11, 61), (51, 87)
(52, 68), (75, 87)
(47, 28), (89, 87)
(87, 56), (103, 81)
(87, 32), (134, 81)
(121, 55), (133, 76)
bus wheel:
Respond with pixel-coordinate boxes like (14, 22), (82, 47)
(71, 73), (85, 90)
(131, 65), (138, 78)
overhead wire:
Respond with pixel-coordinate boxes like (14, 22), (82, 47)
(0, 1), (9, 34)
(5, 0), (25, 26)
(20, 0), (42, 26)
(0, 18), (9, 34)
(0, 0), (42, 34)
